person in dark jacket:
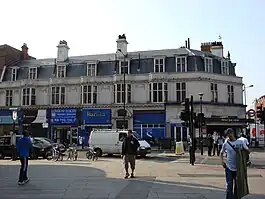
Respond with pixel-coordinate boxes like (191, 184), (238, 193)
(207, 134), (214, 156)
(121, 129), (140, 179)
(16, 130), (32, 185)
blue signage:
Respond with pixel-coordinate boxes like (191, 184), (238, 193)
(82, 109), (111, 125)
(0, 110), (18, 124)
(50, 108), (77, 125)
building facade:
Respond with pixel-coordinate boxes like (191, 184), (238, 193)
(0, 36), (247, 144)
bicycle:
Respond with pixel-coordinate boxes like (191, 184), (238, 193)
(67, 145), (78, 161)
(86, 147), (98, 161)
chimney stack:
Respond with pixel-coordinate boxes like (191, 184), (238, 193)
(21, 43), (29, 60)
(116, 34), (128, 55)
(187, 38), (190, 49)
(201, 41), (224, 57)
(185, 40), (188, 48)
(57, 40), (70, 62)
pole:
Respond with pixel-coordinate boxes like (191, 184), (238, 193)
(200, 96), (203, 155)
(190, 95), (195, 165)
(123, 55), (126, 129)
(11, 121), (16, 161)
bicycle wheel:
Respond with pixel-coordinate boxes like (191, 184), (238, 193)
(86, 152), (93, 160)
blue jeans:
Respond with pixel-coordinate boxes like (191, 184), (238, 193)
(225, 167), (237, 199)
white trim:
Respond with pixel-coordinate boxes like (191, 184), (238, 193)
(21, 87), (36, 106)
(119, 59), (130, 74)
(56, 65), (66, 78)
(114, 83), (131, 104)
(153, 57), (165, 73)
(81, 85), (97, 104)
(86, 63), (97, 76)
(176, 82), (186, 102)
(204, 57), (213, 73)
(28, 67), (37, 79)
(175, 56), (187, 72)
(210, 83), (218, 102)
(5, 89), (13, 106)
(11, 68), (17, 81)
(51, 86), (66, 105)
(221, 60), (229, 75)
(149, 82), (168, 103)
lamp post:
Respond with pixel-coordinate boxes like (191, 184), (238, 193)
(243, 84), (254, 108)
(198, 93), (204, 155)
(117, 49), (127, 129)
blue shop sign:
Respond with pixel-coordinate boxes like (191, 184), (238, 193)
(0, 110), (18, 124)
(82, 109), (111, 125)
(50, 108), (77, 125)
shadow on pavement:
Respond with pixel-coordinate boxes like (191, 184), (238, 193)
(0, 164), (264, 199)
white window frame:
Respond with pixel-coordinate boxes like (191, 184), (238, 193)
(86, 62), (97, 76)
(221, 60), (229, 75)
(154, 57), (165, 73)
(81, 85), (97, 104)
(28, 67), (37, 79)
(227, 85), (234, 104)
(176, 56), (187, 72)
(176, 82), (186, 103)
(21, 88), (36, 106)
(5, 90), (13, 106)
(51, 86), (66, 105)
(149, 82), (168, 103)
(56, 65), (66, 78)
(210, 83), (218, 103)
(119, 60), (130, 75)
(204, 57), (213, 73)
(11, 68), (17, 81)
(114, 84), (131, 104)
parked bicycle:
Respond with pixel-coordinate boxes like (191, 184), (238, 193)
(86, 147), (98, 161)
(67, 144), (78, 161)
(46, 144), (66, 161)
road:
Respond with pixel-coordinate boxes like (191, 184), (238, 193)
(0, 154), (265, 199)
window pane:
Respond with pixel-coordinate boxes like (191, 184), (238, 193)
(176, 83), (180, 90)
(176, 91), (181, 102)
(182, 91), (186, 101)
(153, 83), (157, 90)
(158, 83), (162, 90)
(182, 83), (186, 90)
(153, 91), (157, 102)
(158, 91), (163, 102)
(61, 87), (65, 94)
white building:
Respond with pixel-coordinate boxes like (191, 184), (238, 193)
(0, 36), (247, 144)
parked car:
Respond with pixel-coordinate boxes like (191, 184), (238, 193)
(0, 135), (53, 159)
(34, 137), (65, 150)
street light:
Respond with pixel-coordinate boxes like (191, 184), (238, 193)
(243, 84), (254, 107)
(198, 93), (204, 155)
(117, 49), (127, 129)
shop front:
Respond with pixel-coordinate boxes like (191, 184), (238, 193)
(82, 108), (112, 146)
(22, 109), (47, 137)
(133, 110), (166, 139)
(49, 108), (78, 145)
(0, 110), (18, 136)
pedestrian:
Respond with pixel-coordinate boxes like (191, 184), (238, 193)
(220, 128), (250, 199)
(121, 129), (140, 179)
(238, 134), (251, 166)
(207, 134), (213, 156)
(212, 131), (218, 156)
(217, 135), (224, 156)
(16, 130), (32, 185)
(187, 135), (196, 165)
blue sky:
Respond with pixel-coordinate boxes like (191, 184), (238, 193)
(1, 0), (264, 108)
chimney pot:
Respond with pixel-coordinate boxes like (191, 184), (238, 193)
(185, 40), (187, 48)
(187, 38), (190, 49)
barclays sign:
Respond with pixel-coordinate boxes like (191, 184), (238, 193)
(82, 109), (111, 125)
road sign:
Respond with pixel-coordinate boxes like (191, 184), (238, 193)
(247, 109), (256, 117)
(12, 111), (17, 121)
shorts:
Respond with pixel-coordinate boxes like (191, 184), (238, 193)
(123, 154), (136, 170)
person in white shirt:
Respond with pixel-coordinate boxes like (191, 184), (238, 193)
(220, 128), (250, 199)
(212, 131), (219, 156)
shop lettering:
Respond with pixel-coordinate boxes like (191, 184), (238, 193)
(87, 112), (105, 117)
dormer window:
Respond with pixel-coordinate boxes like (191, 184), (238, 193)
(221, 60), (229, 75)
(87, 63), (97, 76)
(154, 58), (165, 73)
(119, 60), (130, 74)
(204, 57), (213, 73)
(28, 67), (37, 79)
(176, 56), (187, 72)
(11, 68), (17, 81)
(57, 65), (66, 78)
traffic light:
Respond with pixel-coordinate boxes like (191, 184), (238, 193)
(256, 106), (265, 123)
(197, 113), (206, 126)
(179, 98), (190, 122)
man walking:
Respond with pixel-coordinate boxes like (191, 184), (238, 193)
(122, 129), (140, 179)
(16, 130), (32, 185)
(220, 128), (249, 199)
(212, 131), (218, 156)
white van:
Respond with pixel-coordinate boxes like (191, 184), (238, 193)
(89, 129), (151, 157)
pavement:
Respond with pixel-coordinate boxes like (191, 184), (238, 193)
(1, 154), (265, 199)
